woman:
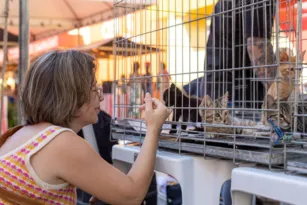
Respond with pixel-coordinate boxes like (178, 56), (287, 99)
(0, 50), (168, 204)
(128, 62), (142, 118)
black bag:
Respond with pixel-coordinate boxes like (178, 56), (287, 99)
(166, 183), (182, 205)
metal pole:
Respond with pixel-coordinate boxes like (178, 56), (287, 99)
(0, 0), (10, 134)
(293, 0), (302, 133)
(17, 0), (29, 125)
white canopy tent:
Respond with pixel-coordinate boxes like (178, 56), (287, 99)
(0, 0), (156, 126)
(0, 0), (155, 40)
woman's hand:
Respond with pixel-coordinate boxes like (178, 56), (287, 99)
(140, 93), (168, 132)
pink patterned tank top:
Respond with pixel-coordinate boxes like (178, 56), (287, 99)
(0, 126), (77, 204)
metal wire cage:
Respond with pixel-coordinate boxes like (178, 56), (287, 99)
(111, 0), (307, 171)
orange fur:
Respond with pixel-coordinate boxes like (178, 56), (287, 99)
(267, 50), (306, 101)
(262, 50), (306, 125)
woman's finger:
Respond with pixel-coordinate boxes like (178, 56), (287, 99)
(144, 93), (153, 111)
(139, 104), (146, 110)
(152, 98), (165, 109)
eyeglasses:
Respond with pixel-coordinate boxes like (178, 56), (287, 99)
(93, 86), (103, 98)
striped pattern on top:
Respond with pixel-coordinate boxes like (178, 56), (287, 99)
(0, 126), (76, 205)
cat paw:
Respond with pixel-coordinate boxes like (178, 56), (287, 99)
(206, 134), (215, 138)
(253, 131), (271, 137)
(236, 128), (243, 134)
(241, 129), (254, 135)
(186, 126), (196, 131)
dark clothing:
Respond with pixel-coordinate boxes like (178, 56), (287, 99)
(166, 183), (182, 205)
(77, 111), (117, 205)
(142, 72), (153, 95)
(220, 179), (232, 205)
(78, 111), (117, 164)
(184, 0), (275, 108)
(183, 77), (202, 97)
(141, 174), (158, 205)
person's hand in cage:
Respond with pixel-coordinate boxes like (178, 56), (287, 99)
(139, 93), (169, 131)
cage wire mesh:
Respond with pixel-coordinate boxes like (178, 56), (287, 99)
(111, 0), (307, 171)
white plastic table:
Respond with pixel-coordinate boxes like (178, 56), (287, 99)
(112, 144), (237, 205)
(231, 167), (307, 205)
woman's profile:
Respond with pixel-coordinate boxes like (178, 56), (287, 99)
(0, 50), (168, 205)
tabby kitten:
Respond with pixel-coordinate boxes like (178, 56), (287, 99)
(262, 94), (292, 131)
(199, 92), (260, 138)
(199, 92), (229, 126)
(263, 94), (307, 134)
(262, 50), (306, 125)
(163, 83), (202, 133)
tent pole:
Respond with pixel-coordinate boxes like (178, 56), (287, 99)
(0, 0), (10, 134)
(17, 0), (29, 125)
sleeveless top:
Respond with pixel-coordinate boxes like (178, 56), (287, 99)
(0, 126), (77, 205)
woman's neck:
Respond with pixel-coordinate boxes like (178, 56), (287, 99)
(67, 121), (85, 133)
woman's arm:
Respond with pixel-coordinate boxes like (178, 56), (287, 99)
(50, 94), (167, 205)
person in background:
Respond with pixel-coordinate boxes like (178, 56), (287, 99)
(128, 62), (142, 118)
(5, 85), (18, 128)
(184, 0), (276, 109)
(119, 74), (127, 95)
(142, 62), (153, 96)
(157, 62), (171, 98)
(0, 50), (168, 204)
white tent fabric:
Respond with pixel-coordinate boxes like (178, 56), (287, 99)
(0, 0), (154, 40)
